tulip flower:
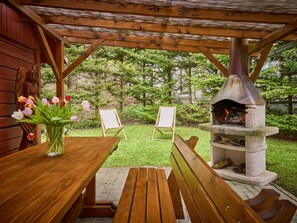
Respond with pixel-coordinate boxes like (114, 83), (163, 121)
(65, 95), (71, 101)
(41, 98), (48, 105)
(18, 96), (27, 104)
(11, 109), (24, 120)
(23, 107), (33, 116)
(28, 96), (36, 102)
(60, 101), (66, 107)
(27, 133), (35, 141)
(51, 96), (60, 104)
(12, 95), (90, 146)
(71, 116), (78, 122)
(25, 99), (35, 108)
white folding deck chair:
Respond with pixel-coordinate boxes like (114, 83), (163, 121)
(152, 106), (176, 142)
(99, 109), (127, 140)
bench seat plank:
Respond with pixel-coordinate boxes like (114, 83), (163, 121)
(147, 168), (161, 222)
(113, 168), (176, 223)
(130, 168), (148, 223)
(113, 168), (138, 223)
(157, 169), (177, 223)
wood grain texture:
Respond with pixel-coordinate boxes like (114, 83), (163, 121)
(130, 168), (147, 223)
(0, 3), (37, 48)
(114, 167), (176, 223)
(0, 137), (120, 223)
(0, 22), (38, 155)
(146, 168), (161, 223)
(171, 135), (265, 222)
(157, 169), (176, 223)
(113, 168), (138, 223)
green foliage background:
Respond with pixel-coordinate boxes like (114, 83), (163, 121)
(41, 45), (296, 135)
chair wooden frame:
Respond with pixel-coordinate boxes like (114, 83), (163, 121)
(99, 109), (127, 140)
(152, 106), (176, 142)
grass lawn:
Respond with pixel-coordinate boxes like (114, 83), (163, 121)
(67, 125), (297, 196)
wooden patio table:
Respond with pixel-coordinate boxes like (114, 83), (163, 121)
(0, 136), (120, 223)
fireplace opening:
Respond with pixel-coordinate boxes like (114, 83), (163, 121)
(212, 99), (246, 126)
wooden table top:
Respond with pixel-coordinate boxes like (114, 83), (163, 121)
(0, 136), (120, 223)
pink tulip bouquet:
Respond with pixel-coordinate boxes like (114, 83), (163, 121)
(12, 95), (90, 156)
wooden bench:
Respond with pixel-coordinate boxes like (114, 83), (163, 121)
(114, 135), (296, 223)
(113, 167), (176, 223)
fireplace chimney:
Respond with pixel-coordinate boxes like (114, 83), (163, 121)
(211, 38), (265, 106)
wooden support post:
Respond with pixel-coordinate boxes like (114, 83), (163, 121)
(56, 40), (64, 98)
(35, 44), (42, 144)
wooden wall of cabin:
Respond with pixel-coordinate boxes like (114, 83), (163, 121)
(0, 3), (41, 156)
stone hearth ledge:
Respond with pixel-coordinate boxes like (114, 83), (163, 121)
(199, 123), (279, 136)
(213, 165), (277, 186)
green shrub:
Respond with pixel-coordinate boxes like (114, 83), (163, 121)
(176, 103), (210, 125)
(122, 103), (210, 125)
(266, 114), (297, 134)
(123, 104), (159, 123)
(72, 116), (99, 129)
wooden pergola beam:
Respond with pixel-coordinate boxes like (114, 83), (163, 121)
(56, 40), (64, 97)
(21, 0), (297, 24)
(57, 29), (230, 49)
(6, 0), (69, 45)
(66, 37), (232, 55)
(198, 47), (229, 77)
(44, 15), (297, 41)
(63, 39), (105, 78)
(249, 20), (297, 54)
(250, 43), (273, 83)
(35, 25), (60, 81)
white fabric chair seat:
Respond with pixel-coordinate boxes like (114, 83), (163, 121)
(152, 106), (176, 142)
(99, 109), (127, 140)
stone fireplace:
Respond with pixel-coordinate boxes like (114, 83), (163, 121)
(199, 38), (279, 186)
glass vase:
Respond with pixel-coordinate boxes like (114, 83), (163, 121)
(46, 125), (65, 156)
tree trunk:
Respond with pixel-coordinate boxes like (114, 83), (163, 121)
(188, 67), (193, 104)
(120, 75), (124, 113)
(167, 70), (173, 103)
(142, 63), (146, 106)
(288, 74), (293, 114)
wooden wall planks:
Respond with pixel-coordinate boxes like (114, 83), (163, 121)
(0, 3), (39, 156)
(1, 3), (37, 49)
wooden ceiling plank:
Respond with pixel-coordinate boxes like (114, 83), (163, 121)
(57, 29), (230, 49)
(35, 25), (60, 81)
(21, 0), (297, 24)
(250, 43), (273, 83)
(198, 46), (229, 77)
(6, 0), (69, 45)
(44, 15), (297, 41)
(66, 37), (261, 56)
(63, 39), (104, 78)
(249, 20), (297, 54)
(65, 37), (212, 53)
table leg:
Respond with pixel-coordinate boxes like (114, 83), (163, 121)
(85, 176), (96, 205)
(81, 176), (117, 217)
